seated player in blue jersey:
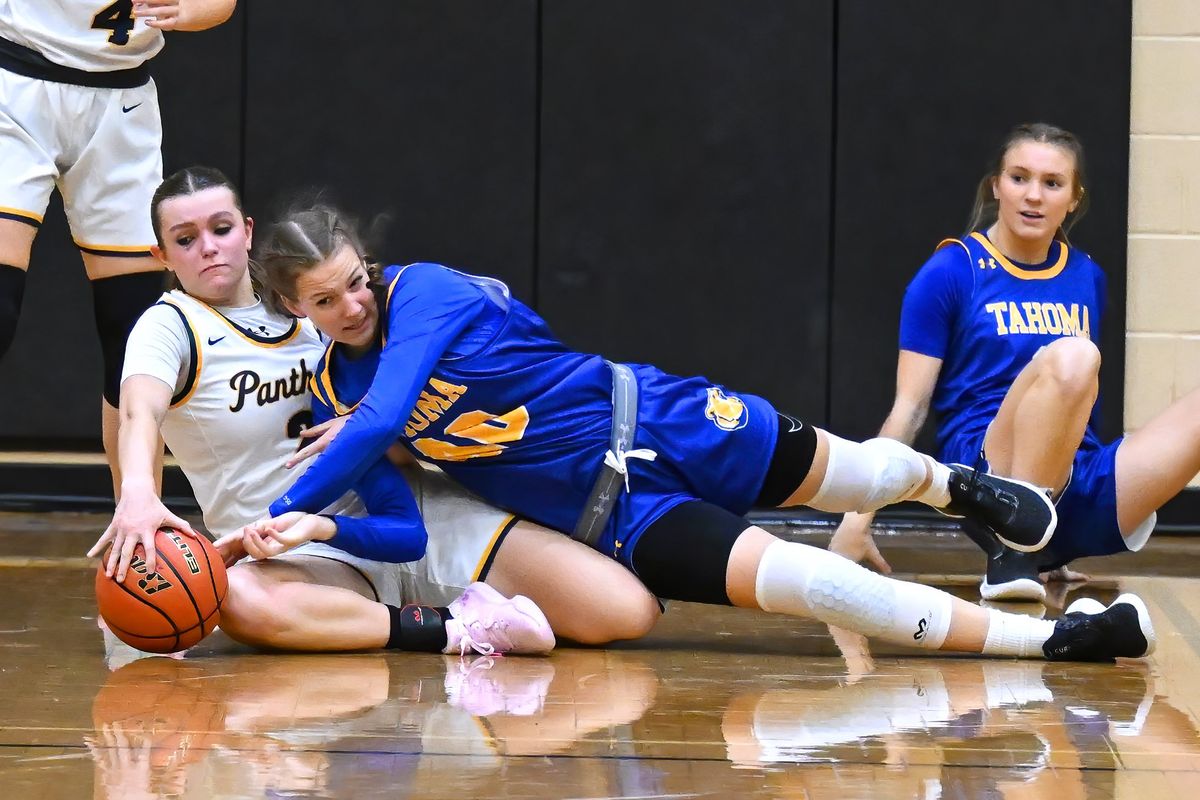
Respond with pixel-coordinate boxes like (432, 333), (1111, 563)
(831, 122), (1197, 602)
(242, 200), (1156, 663)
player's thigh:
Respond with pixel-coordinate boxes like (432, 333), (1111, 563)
(0, 219), (37, 269)
(60, 79), (161, 267)
(79, 251), (162, 280)
(487, 521), (661, 643)
(231, 554), (376, 600)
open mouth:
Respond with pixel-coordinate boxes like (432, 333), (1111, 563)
(1019, 211), (1044, 221)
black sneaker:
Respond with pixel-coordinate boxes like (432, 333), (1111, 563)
(981, 547), (1047, 602)
(1042, 594), (1156, 662)
(942, 464), (1056, 552)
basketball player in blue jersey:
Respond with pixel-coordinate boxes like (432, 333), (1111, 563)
(89, 167), (669, 659)
(832, 123), (1200, 602)
(0, 1), (236, 492)
(242, 200), (1156, 663)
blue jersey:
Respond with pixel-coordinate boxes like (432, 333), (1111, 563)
(272, 263), (777, 558)
(899, 232), (1107, 463)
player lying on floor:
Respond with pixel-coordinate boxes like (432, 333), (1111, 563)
(89, 166), (668, 657)
(234, 196), (1154, 663)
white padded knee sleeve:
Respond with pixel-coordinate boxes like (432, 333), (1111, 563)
(754, 540), (952, 650)
(808, 435), (929, 513)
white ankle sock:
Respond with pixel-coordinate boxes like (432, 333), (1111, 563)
(909, 457), (952, 508)
(981, 609), (1056, 658)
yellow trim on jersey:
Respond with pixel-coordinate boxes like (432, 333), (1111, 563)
(968, 232), (1069, 280)
(381, 268), (406, 348)
(0, 206), (44, 224)
(935, 237), (970, 257)
(317, 343), (361, 417)
(188, 297), (303, 348)
(73, 240), (155, 252)
(160, 298), (203, 409)
(471, 514), (517, 581)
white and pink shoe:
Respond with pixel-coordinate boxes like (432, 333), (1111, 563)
(443, 582), (556, 656)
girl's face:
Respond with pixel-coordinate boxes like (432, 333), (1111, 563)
(992, 140), (1080, 250)
(152, 187), (253, 303)
(285, 244), (379, 352)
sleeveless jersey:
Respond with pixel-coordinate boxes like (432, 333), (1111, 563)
(0, 0), (164, 71)
(151, 291), (329, 536)
(275, 263), (777, 545)
(899, 231), (1107, 463)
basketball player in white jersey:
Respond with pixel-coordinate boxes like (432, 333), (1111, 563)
(0, 1), (236, 491)
(88, 166), (662, 655)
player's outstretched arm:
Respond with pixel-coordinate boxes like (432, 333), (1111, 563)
(133, 0), (237, 32)
(88, 376), (197, 582)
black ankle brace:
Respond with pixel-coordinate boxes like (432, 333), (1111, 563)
(385, 604), (452, 652)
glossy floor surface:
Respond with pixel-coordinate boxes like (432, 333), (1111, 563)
(3, 511), (1200, 799)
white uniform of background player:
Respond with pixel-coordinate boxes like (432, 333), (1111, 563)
(123, 289), (523, 606)
(0, 1), (238, 491)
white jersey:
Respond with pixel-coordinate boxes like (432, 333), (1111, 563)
(0, 0), (163, 71)
(123, 291), (357, 536)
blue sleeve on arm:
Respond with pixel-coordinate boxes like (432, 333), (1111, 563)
(325, 458), (429, 563)
(898, 245), (972, 359)
(270, 265), (488, 516)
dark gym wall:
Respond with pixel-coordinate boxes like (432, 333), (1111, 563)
(830, 0), (1132, 448)
(0, 1), (1131, 454)
(538, 1), (833, 419)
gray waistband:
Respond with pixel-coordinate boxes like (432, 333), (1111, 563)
(572, 362), (638, 548)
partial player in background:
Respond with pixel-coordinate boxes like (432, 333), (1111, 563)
(88, 166), (658, 657)
(0, 1), (235, 492)
(831, 122), (1200, 601)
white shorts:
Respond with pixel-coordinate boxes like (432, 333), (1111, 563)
(0, 68), (161, 254)
(280, 466), (518, 607)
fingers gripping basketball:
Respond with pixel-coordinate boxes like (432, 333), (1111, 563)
(95, 529), (228, 653)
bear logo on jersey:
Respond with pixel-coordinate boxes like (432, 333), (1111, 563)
(705, 387), (748, 431)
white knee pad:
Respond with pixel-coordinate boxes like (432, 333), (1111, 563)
(808, 434), (928, 513)
(754, 539), (952, 650)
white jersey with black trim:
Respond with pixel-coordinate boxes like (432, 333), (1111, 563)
(125, 290), (358, 536)
(0, 0), (164, 71)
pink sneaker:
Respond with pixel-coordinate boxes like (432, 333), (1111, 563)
(444, 582), (556, 656)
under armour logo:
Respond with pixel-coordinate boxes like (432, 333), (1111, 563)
(913, 617), (929, 641)
(976, 257), (998, 270)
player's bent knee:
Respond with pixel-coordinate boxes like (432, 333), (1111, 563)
(1038, 337), (1101, 396)
(219, 566), (294, 647)
(573, 591), (661, 644)
(808, 434), (926, 513)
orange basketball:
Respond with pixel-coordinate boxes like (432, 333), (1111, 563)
(95, 528), (228, 653)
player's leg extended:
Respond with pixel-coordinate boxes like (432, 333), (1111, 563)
(762, 415), (1056, 552)
(983, 337), (1099, 494)
(82, 253), (165, 496)
(1113, 382), (1200, 536)
(485, 521), (661, 644)
(0, 218), (36, 361)
(631, 502), (1153, 661)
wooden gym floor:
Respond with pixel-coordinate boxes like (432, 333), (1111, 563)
(2, 510), (1200, 800)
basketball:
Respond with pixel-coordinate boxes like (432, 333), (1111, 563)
(95, 529), (228, 654)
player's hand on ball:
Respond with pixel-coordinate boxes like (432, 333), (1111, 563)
(829, 511), (892, 574)
(88, 482), (198, 582)
(285, 416), (349, 469)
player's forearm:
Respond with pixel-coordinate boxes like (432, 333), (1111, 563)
(175, 0), (237, 31)
(876, 400), (928, 445)
(326, 514), (429, 563)
(117, 408), (164, 496)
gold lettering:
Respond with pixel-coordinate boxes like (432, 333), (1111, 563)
(1041, 303), (1062, 334)
(1022, 302), (1046, 334)
(984, 302), (1009, 335)
(1007, 301), (1030, 334)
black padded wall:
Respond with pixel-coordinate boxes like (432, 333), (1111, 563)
(241, 1), (539, 298)
(0, 17), (245, 445)
(538, 1), (834, 419)
(829, 0), (1132, 445)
